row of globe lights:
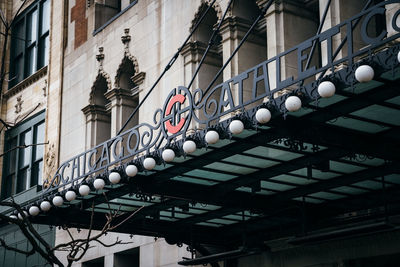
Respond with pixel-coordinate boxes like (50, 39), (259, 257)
(11, 64), (376, 220)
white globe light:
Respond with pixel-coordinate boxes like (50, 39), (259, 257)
(183, 140), (196, 154)
(125, 165), (138, 177)
(79, 184), (91, 196)
(109, 172), (121, 184)
(29, 206), (40, 216)
(205, 131), (219, 144)
(355, 65), (374, 83)
(18, 211), (28, 220)
(93, 178), (105, 190)
(229, 120), (244, 135)
(285, 96), (302, 112)
(65, 190), (77, 201)
(162, 149), (175, 162)
(40, 201), (51, 212)
(9, 215), (17, 220)
(255, 108), (271, 124)
(52, 196), (64, 207)
(398, 51), (400, 63)
(318, 81), (336, 98)
(143, 157), (156, 170)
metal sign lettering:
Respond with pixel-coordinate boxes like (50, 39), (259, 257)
(43, 1), (400, 194)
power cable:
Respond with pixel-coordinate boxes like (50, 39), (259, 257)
(187, 0), (234, 90)
(117, 0), (218, 135)
(304, 0), (332, 71)
(317, 0), (373, 81)
(202, 0), (274, 97)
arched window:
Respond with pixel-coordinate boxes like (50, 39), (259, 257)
(183, 3), (223, 127)
(105, 55), (139, 136)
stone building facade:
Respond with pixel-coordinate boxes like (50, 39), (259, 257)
(1, 0), (400, 267)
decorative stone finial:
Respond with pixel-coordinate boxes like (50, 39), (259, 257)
(96, 47), (105, 69)
(15, 95), (23, 114)
(121, 28), (131, 52)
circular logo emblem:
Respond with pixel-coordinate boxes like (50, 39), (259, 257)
(162, 86), (192, 136)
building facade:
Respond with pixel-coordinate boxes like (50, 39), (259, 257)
(1, 0), (400, 267)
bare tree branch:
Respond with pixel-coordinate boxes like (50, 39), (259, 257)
(0, 8), (7, 27)
(0, 0), (27, 95)
(0, 199), (64, 267)
(9, 0), (28, 28)
(0, 142), (49, 158)
(0, 237), (35, 255)
(0, 188), (144, 267)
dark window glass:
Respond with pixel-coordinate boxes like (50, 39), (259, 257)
(8, 137), (17, 173)
(2, 112), (45, 198)
(40, 0), (50, 33)
(17, 168), (29, 193)
(14, 21), (24, 55)
(19, 130), (32, 167)
(26, 46), (37, 76)
(9, 0), (49, 87)
(31, 160), (43, 187)
(27, 10), (38, 44)
(38, 35), (49, 68)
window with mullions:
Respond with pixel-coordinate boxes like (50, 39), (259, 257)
(2, 111), (45, 199)
(9, 0), (50, 88)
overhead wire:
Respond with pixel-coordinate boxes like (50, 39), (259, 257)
(117, 0), (218, 135)
(304, 0), (332, 71)
(187, 0), (234, 90)
(317, 0), (373, 81)
(202, 0), (274, 97)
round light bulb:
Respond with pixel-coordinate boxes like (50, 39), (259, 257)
(318, 81), (336, 98)
(109, 172), (121, 184)
(125, 165), (138, 177)
(162, 149), (175, 162)
(229, 120), (244, 135)
(93, 178), (105, 190)
(29, 206), (40, 216)
(255, 108), (271, 124)
(40, 201), (51, 212)
(143, 157), (156, 170)
(205, 131), (219, 144)
(65, 190), (77, 202)
(355, 65), (374, 83)
(183, 140), (196, 154)
(285, 96), (302, 112)
(52, 196), (64, 207)
(18, 211), (28, 220)
(79, 184), (91, 196)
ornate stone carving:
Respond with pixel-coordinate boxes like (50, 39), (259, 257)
(15, 95), (23, 114)
(43, 79), (47, 97)
(43, 142), (56, 187)
(191, 1), (223, 31)
(114, 54), (140, 88)
(121, 28), (131, 53)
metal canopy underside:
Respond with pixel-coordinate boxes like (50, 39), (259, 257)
(24, 61), (400, 248)
(5, 2), (400, 251)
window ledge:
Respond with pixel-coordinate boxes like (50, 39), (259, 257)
(92, 0), (138, 36)
(4, 66), (48, 99)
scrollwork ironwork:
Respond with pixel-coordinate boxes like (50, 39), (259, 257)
(41, 1), (400, 199)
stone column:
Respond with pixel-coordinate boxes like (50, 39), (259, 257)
(81, 104), (111, 149)
(105, 88), (139, 137)
(319, 0), (366, 66)
(258, 0), (318, 93)
(220, 16), (267, 104)
(182, 41), (223, 129)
